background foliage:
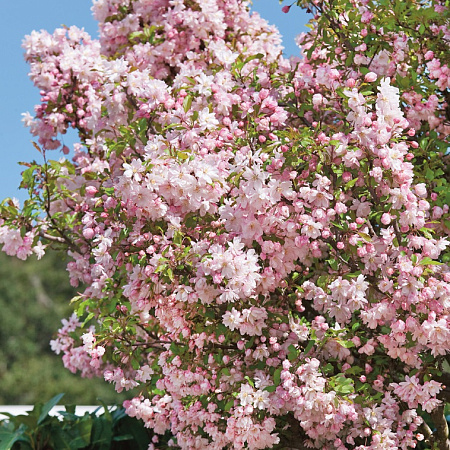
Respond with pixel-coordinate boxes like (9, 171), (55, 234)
(0, 251), (125, 405)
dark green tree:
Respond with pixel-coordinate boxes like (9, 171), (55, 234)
(0, 251), (126, 404)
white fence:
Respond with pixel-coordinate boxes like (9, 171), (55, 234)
(0, 405), (112, 420)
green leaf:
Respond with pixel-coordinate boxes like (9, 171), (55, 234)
(244, 375), (254, 387)
(90, 417), (112, 449)
(38, 393), (65, 425)
(77, 418), (93, 445)
(82, 312), (95, 327)
(303, 339), (315, 354)
(358, 232), (372, 242)
(112, 414), (152, 449)
(345, 366), (363, 376)
(245, 336), (255, 349)
(337, 339), (355, 349)
(287, 344), (298, 361)
(273, 367), (282, 386)
(345, 177), (358, 189)
(327, 258), (339, 270)
(224, 399), (234, 411)
(103, 187), (115, 196)
(131, 358), (141, 370)
(173, 231), (183, 245)
(50, 427), (87, 450)
(333, 375), (355, 395)
(184, 214), (197, 228)
(0, 428), (31, 450)
(263, 385), (277, 393)
(419, 257), (442, 266)
(322, 363), (334, 375)
(425, 168), (434, 180)
(243, 53), (264, 64)
(96, 400), (112, 422)
(287, 344), (297, 354)
(183, 95), (193, 113)
(112, 434), (134, 441)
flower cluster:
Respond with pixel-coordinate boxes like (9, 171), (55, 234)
(1, 0), (450, 448)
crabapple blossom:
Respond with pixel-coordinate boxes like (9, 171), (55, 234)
(1, 0), (450, 448)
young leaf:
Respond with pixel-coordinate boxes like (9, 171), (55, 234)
(38, 393), (65, 425)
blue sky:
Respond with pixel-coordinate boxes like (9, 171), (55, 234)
(0, 0), (309, 203)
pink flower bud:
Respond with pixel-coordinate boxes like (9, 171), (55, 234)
(363, 116), (372, 126)
(342, 171), (352, 182)
(432, 206), (443, 219)
(346, 78), (356, 88)
(381, 213), (391, 225)
(282, 5), (290, 13)
(259, 89), (269, 100)
(312, 93), (324, 107)
(85, 186), (98, 197)
(357, 246), (367, 257)
(361, 11), (374, 23)
(364, 72), (377, 82)
(414, 183), (427, 197)
(83, 228), (95, 239)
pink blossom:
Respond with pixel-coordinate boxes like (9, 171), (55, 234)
(364, 72), (377, 82)
(6, 1), (450, 448)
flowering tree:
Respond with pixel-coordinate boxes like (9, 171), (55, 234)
(1, 0), (450, 448)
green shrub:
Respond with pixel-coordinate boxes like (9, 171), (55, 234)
(0, 394), (156, 450)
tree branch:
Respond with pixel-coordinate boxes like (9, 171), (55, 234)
(38, 232), (66, 244)
(431, 404), (450, 450)
(419, 419), (434, 446)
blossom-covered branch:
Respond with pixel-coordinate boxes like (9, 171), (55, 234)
(1, 0), (449, 448)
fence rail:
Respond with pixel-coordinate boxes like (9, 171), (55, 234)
(0, 405), (112, 420)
